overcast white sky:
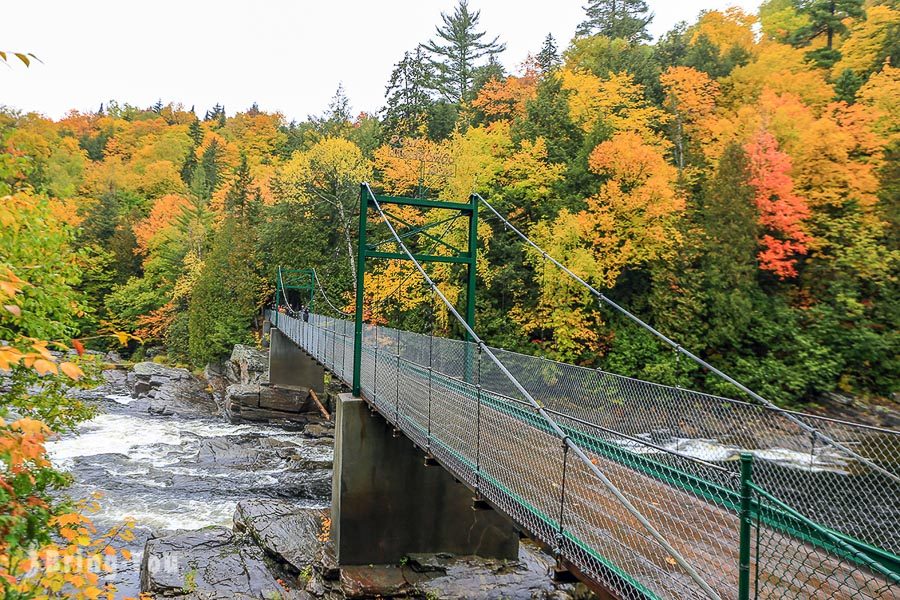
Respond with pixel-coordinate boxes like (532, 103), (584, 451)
(1, 1), (761, 122)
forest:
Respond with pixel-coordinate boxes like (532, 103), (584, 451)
(2, 0), (898, 413)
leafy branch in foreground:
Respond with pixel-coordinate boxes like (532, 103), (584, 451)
(0, 51), (40, 67)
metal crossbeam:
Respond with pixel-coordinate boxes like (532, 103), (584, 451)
(366, 213), (463, 254)
(352, 185), (479, 397)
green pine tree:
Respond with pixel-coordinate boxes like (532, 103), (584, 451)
(200, 139), (222, 193)
(577, 0), (654, 43)
(187, 159), (263, 365)
(536, 33), (561, 72)
(311, 84), (354, 139)
(382, 47), (436, 138)
(422, 0), (506, 103)
(791, 0), (865, 67)
(696, 143), (760, 349)
(512, 74), (582, 167)
(833, 68), (864, 103)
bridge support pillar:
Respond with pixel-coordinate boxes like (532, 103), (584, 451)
(331, 393), (519, 565)
(268, 328), (325, 395)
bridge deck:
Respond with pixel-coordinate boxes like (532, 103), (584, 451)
(268, 311), (898, 599)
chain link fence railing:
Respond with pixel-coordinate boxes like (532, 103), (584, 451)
(266, 309), (899, 599)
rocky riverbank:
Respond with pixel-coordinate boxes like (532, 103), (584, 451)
(52, 346), (590, 599)
(142, 499), (587, 599)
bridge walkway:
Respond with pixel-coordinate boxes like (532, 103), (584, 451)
(268, 310), (898, 599)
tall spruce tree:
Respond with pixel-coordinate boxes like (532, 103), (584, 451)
(698, 143), (760, 349)
(204, 103), (225, 122)
(180, 118), (204, 184)
(188, 118), (203, 146)
(512, 74), (583, 201)
(187, 158), (263, 365)
(224, 155), (257, 218)
(200, 139), (222, 193)
(311, 85), (353, 138)
(536, 33), (561, 72)
(382, 48), (435, 138)
(577, 0), (654, 43)
(422, 0), (506, 103)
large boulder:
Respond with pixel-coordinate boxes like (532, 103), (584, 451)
(229, 345), (269, 386)
(233, 501), (329, 574)
(195, 436), (325, 469)
(225, 383), (316, 424)
(129, 362), (217, 417)
(140, 526), (283, 599)
(131, 361), (193, 380)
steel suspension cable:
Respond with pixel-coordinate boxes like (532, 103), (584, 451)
(277, 268), (288, 311)
(477, 192), (900, 485)
(364, 183), (722, 600)
(312, 268), (354, 317)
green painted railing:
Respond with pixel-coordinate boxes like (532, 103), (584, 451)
(268, 310), (900, 600)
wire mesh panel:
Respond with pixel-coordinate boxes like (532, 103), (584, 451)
(492, 348), (900, 557)
(749, 481), (900, 599)
(267, 312), (899, 600)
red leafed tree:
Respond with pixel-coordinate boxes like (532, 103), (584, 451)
(744, 129), (810, 279)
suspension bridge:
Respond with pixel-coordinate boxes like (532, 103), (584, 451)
(267, 184), (899, 599)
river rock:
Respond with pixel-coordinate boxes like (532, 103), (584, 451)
(339, 565), (414, 598)
(414, 541), (581, 599)
(195, 436), (301, 467)
(229, 345), (269, 385)
(140, 526), (284, 599)
(132, 361), (193, 380)
(128, 361), (217, 416)
(225, 383), (316, 424)
(302, 422), (334, 438)
(233, 500), (329, 574)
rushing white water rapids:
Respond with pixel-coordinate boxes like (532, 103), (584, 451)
(613, 435), (851, 473)
(46, 389), (333, 595)
(47, 398), (332, 530)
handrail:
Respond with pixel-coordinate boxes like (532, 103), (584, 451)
(749, 481), (900, 586)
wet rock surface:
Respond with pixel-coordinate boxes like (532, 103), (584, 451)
(128, 361), (217, 417)
(225, 383), (320, 424)
(230, 345), (269, 385)
(140, 526), (283, 599)
(306, 541), (584, 599)
(234, 500), (329, 574)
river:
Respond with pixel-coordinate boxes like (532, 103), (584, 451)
(47, 377), (333, 597)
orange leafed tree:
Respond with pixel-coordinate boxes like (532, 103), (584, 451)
(583, 132), (685, 285)
(133, 193), (191, 255)
(472, 71), (538, 122)
(745, 129), (810, 279)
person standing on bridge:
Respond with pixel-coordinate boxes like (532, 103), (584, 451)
(302, 305), (309, 322)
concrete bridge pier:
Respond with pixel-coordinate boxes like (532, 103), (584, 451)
(331, 393), (519, 565)
(267, 327), (325, 395)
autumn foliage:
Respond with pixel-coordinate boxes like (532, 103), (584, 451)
(2, 1), (897, 410)
(745, 129), (810, 278)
